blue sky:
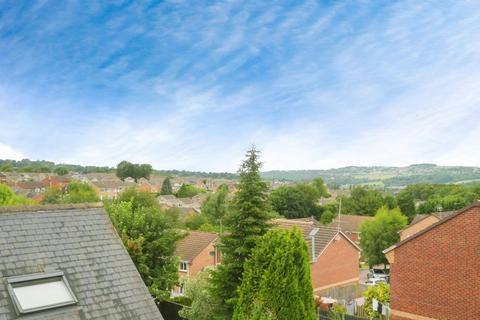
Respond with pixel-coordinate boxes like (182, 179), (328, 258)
(1, 0), (479, 171)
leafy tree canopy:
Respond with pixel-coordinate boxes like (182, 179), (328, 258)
(116, 161), (153, 182)
(233, 228), (316, 320)
(179, 271), (226, 320)
(270, 184), (320, 219)
(54, 166), (69, 176)
(42, 181), (98, 204)
(118, 187), (159, 211)
(0, 184), (32, 206)
(341, 186), (396, 216)
(105, 200), (182, 300)
(396, 182), (480, 220)
(363, 283), (390, 319)
(176, 183), (205, 198)
(360, 207), (407, 267)
(201, 184), (229, 225)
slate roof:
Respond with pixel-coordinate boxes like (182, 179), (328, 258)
(0, 203), (163, 320)
(273, 218), (360, 260)
(329, 214), (374, 233)
(175, 231), (218, 262)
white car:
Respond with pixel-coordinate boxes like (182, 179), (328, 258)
(363, 278), (387, 286)
(367, 269), (389, 280)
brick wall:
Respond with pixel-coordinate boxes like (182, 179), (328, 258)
(311, 235), (360, 292)
(390, 204), (480, 320)
(189, 242), (217, 276)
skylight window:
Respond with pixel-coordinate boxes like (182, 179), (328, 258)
(7, 271), (77, 314)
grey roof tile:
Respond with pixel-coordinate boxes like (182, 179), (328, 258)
(0, 205), (163, 320)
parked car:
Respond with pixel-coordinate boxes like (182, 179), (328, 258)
(364, 278), (387, 286)
(367, 268), (389, 280)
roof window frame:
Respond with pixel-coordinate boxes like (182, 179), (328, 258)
(7, 270), (78, 315)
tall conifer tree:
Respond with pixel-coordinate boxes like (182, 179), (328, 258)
(233, 228), (316, 320)
(210, 146), (271, 316)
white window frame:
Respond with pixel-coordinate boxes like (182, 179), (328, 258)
(179, 261), (188, 272)
(7, 271), (78, 315)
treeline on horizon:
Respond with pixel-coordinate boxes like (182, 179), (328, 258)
(2, 158), (480, 187)
(0, 159), (238, 179)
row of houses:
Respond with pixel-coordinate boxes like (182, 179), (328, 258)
(0, 172), (239, 201)
(172, 216), (365, 298)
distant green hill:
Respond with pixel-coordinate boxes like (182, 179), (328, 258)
(2, 158), (479, 189)
(260, 164), (480, 189)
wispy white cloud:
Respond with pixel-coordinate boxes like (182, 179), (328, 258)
(0, 143), (25, 160)
(0, 1), (479, 171)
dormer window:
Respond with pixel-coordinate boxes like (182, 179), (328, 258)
(7, 271), (77, 315)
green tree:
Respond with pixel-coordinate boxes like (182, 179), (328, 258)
(42, 186), (63, 204)
(269, 184), (320, 219)
(341, 187), (392, 216)
(0, 184), (32, 206)
(312, 177), (330, 198)
(0, 163), (14, 172)
(62, 181), (99, 203)
(360, 207), (408, 267)
(184, 213), (209, 230)
(210, 147), (271, 316)
(201, 184), (229, 225)
(160, 177), (173, 195)
(176, 184), (204, 198)
(54, 166), (69, 176)
(42, 181), (98, 204)
(118, 187), (159, 211)
(106, 201), (182, 300)
(233, 228), (316, 320)
(179, 271), (225, 320)
(116, 161), (153, 182)
(396, 190), (416, 222)
(363, 283), (390, 319)
(320, 209), (335, 224)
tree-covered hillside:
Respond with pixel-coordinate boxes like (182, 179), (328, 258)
(261, 164), (480, 189)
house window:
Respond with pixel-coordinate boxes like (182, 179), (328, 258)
(7, 271), (77, 315)
(179, 261), (188, 272)
(179, 284), (185, 295)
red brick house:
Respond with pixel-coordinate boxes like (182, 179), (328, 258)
(384, 201), (480, 320)
(274, 218), (361, 294)
(329, 214), (374, 243)
(172, 230), (220, 296)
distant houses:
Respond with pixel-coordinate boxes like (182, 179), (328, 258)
(0, 204), (163, 319)
(384, 201), (480, 320)
(90, 180), (136, 200)
(158, 194), (206, 214)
